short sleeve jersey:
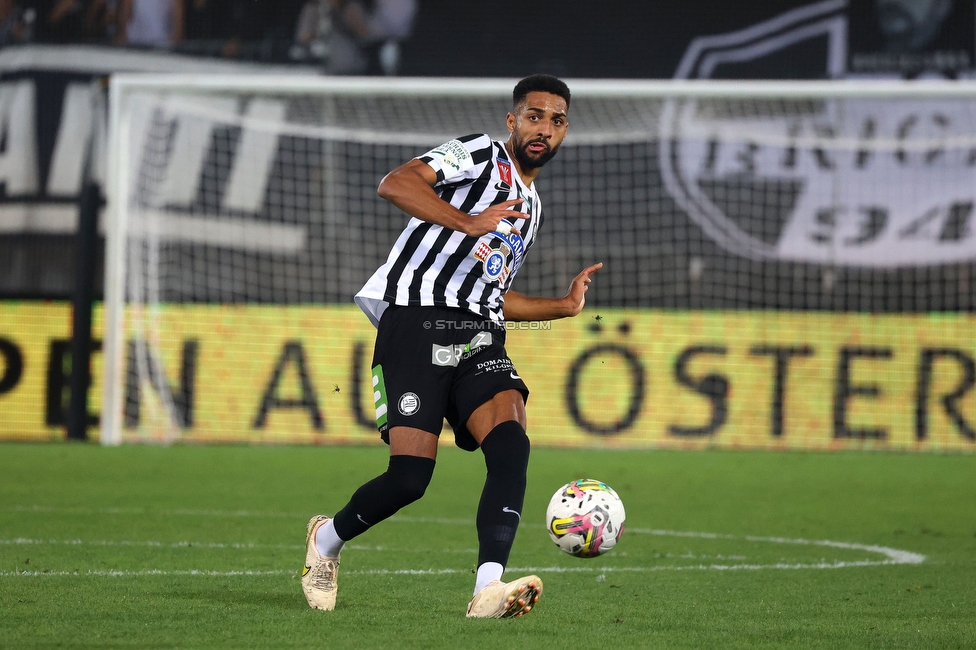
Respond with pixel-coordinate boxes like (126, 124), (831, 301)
(355, 133), (544, 327)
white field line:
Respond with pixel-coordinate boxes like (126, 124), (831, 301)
(1, 506), (925, 576)
(3, 505), (302, 518)
(5, 569), (295, 577)
(1, 538), (303, 550)
(1, 505), (929, 562)
(0, 558), (916, 578)
(627, 528), (927, 566)
(3, 505), (470, 524)
(0, 538), (474, 554)
(0, 538), (744, 561)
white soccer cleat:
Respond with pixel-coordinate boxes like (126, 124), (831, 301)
(466, 575), (543, 618)
(302, 515), (339, 611)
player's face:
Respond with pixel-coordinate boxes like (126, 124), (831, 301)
(507, 91), (569, 170)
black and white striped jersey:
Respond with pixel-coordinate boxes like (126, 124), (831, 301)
(355, 133), (544, 327)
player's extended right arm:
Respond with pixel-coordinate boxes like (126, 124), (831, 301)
(377, 159), (524, 237)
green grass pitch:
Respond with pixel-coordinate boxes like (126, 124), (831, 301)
(2, 443), (974, 649)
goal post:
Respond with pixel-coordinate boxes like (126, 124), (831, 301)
(101, 75), (976, 449)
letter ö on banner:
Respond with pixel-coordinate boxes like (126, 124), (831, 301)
(565, 343), (645, 436)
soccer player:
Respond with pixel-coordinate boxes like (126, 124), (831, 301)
(302, 74), (602, 618)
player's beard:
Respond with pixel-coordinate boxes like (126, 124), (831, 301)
(512, 135), (559, 170)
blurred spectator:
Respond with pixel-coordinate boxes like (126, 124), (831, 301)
(0, 0), (30, 45)
(7, 0), (407, 64)
(180, 0), (279, 59)
(255, 0), (304, 61)
(27, 0), (88, 42)
(291, 0), (330, 61)
(86, 0), (120, 44)
(17, 0), (120, 44)
(116, 0), (182, 47)
(294, 0), (417, 75)
(181, 0), (241, 57)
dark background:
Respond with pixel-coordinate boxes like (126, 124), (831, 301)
(1, 0), (974, 311)
(398, 1), (812, 78)
(8, 1), (837, 77)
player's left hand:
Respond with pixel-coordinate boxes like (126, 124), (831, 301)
(564, 262), (603, 317)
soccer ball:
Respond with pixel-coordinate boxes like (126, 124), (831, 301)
(545, 479), (626, 558)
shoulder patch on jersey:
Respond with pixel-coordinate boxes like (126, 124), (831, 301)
(427, 139), (474, 175)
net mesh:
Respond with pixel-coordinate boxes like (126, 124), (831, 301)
(107, 80), (976, 444)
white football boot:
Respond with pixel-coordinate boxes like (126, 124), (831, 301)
(466, 575), (543, 618)
(301, 515), (339, 610)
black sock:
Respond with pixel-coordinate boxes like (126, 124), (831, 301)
(332, 454), (435, 541)
(476, 421), (530, 567)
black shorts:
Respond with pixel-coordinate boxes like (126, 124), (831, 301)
(370, 305), (529, 451)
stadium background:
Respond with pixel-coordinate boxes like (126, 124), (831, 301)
(0, 0), (974, 451)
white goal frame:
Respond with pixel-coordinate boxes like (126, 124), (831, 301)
(101, 74), (976, 446)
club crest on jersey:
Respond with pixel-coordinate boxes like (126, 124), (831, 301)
(496, 158), (512, 187)
(483, 251), (505, 280)
(474, 240), (511, 284)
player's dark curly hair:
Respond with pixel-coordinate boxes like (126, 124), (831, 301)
(513, 74), (571, 110)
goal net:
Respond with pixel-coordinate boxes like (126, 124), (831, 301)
(102, 76), (976, 450)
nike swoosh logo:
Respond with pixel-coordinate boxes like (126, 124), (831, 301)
(502, 506), (521, 521)
(495, 181), (511, 191)
(302, 564), (311, 577)
(510, 371), (521, 380)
